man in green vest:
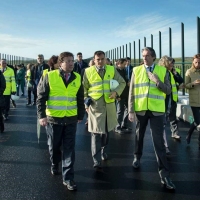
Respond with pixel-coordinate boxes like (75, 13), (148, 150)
(82, 50), (126, 169)
(37, 52), (85, 191)
(128, 47), (175, 190)
(0, 59), (16, 121)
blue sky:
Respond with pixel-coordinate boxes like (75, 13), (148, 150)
(0, 0), (199, 60)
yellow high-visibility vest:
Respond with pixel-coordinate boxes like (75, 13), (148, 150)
(2, 66), (16, 95)
(46, 70), (81, 117)
(169, 72), (178, 102)
(133, 65), (166, 112)
(85, 65), (115, 103)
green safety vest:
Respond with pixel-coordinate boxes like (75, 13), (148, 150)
(1, 66), (16, 95)
(133, 65), (166, 112)
(43, 69), (49, 77)
(169, 72), (178, 102)
(46, 70), (81, 117)
(26, 69), (31, 81)
(85, 65), (115, 103)
(175, 67), (181, 74)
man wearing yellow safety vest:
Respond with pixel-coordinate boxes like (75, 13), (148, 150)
(0, 59), (16, 121)
(82, 50), (126, 169)
(0, 69), (6, 132)
(128, 47), (176, 190)
(37, 52), (85, 191)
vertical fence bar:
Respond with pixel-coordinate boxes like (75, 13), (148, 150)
(115, 48), (116, 61)
(144, 37), (146, 47)
(117, 47), (119, 59)
(129, 42), (131, 61)
(0, 53), (1, 60)
(138, 39), (141, 64)
(133, 41), (136, 66)
(151, 34), (153, 48)
(198, 16), (200, 53)
(169, 27), (172, 57)
(159, 31), (162, 58)
(181, 22), (185, 95)
(126, 44), (128, 57)
(122, 45), (124, 58)
(120, 46), (121, 58)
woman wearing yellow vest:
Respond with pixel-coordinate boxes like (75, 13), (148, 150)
(158, 56), (183, 155)
(37, 52), (85, 191)
(128, 47), (175, 190)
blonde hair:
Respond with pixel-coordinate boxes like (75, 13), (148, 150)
(158, 55), (173, 68)
(191, 53), (200, 69)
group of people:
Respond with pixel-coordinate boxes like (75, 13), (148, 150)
(1, 48), (200, 192)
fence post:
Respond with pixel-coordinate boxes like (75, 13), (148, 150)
(129, 42), (131, 61)
(159, 31), (162, 58)
(133, 41), (136, 66)
(144, 37), (146, 47)
(126, 44), (128, 57)
(138, 39), (141, 64)
(169, 27), (172, 57)
(151, 34), (153, 48)
(181, 22), (185, 95)
(122, 45), (124, 58)
(197, 16), (200, 53)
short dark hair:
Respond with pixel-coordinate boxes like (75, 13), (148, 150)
(125, 57), (131, 61)
(94, 50), (105, 57)
(77, 52), (82, 56)
(118, 58), (126, 64)
(142, 47), (156, 61)
(58, 52), (74, 65)
(48, 55), (58, 70)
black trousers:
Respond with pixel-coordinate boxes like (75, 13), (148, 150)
(168, 101), (178, 135)
(135, 110), (170, 178)
(46, 122), (77, 181)
(27, 89), (37, 104)
(3, 95), (11, 117)
(0, 107), (4, 132)
(191, 107), (200, 125)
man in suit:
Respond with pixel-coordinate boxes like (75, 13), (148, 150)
(128, 47), (175, 190)
(31, 54), (49, 105)
(125, 57), (133, 84)
(73, 52), (88, 75)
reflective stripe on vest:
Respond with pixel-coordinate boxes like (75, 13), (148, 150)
(170, 72), (178, 102)
(85, 65), (115, 103)
(46, 70), (81, 117)
(133, 65), (166, 112)
(26, 69), (31, 81)
(3, 67), (16, 95)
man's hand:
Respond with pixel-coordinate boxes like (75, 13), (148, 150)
(192, 80), (200, 85)
(178, 83), (185, 89)
(148, 72), (160, 84)
(39, 118), (47, 126)
(85, 108), (89, 113)
(109, 91), (117, 99)
(128, 113), (135, 122)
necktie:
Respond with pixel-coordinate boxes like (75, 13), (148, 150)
(98, 68), (104, 78)
(65, 73), (69, 82)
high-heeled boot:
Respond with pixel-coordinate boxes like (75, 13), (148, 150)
(186, 123), (196, 144)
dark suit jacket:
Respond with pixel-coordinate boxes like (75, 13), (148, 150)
(73, 60), (88, 75)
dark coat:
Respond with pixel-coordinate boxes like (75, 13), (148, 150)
(116, 68), (129, 99)
(31, 62), (49, 85)
(73, 60), (88, 75)
(0, 71), (6, 107)
(37, 69), (85, 125)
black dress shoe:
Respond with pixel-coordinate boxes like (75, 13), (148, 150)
(93, 162), (102, 169)
(161, 177), (176, 190)
(63, 180), (77, 191)
(101, 152), (108, 161)
(51, 164), (59, 175)
(132, 158), (140, 169)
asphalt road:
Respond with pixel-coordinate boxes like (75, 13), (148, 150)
(0, 97), (200, 200)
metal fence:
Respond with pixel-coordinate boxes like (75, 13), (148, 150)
(103, 16), (200, 95)
(0, 53), (36, 66)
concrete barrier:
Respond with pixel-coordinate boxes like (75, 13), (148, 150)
(176, 91), (194, 124)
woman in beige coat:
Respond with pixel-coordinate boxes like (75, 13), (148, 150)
(185, 53), (200, 148)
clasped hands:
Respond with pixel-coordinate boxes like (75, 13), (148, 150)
(192, 79), (200, 85)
